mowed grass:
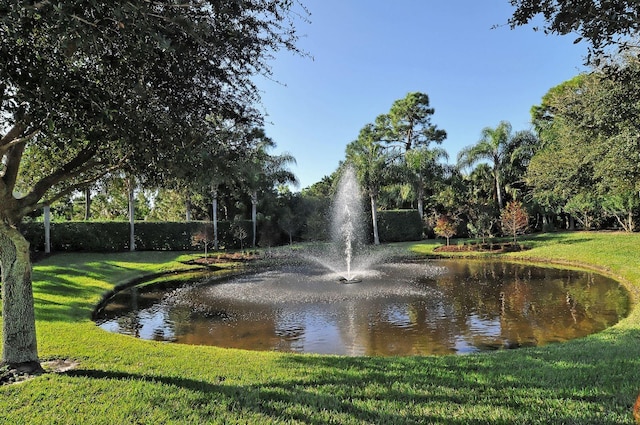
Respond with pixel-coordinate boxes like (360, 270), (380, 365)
(0, 233), (639, 424)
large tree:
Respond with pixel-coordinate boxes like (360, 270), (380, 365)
(0, 1), (304, 372)
(372, 92), (447, 218)
(528, 55), (640, 231)
(376, 92), (447, 153)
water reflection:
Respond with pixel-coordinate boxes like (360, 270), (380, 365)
(95, 260), (629, 356)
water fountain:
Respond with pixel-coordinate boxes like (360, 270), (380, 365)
(303, 165), (381, 283)
(329, 166), (366, 282)
(95, 165), (630, 356)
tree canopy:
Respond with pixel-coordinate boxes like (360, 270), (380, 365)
(527, 55), (640, 231)
(1, 0), (305, 224)
(0, 0), (305, 371)
(375, 92), (446, 153)
(508, 0), (640, 64)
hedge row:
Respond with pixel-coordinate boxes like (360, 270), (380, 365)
(377, 210), (423, 242)
(20, 210), (423, 253)
(21, 220), (254, 253)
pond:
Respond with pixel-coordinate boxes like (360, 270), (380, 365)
(95, 259), (630, 356)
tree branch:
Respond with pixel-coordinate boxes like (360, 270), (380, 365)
(1, 141), (27, 194)
(17, 145), (98, 210)
(19, 149), (129, 218)
(0, 122), (27, 148)
(34, 166), (112, 210)
(0, 129), (39, 158)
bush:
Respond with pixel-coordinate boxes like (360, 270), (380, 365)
(377, 210), (422, 242)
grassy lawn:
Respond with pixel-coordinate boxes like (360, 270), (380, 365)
(1, 232), (639, 424)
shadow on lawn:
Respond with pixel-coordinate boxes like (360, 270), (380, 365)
(63, 368), (432, 424)
(277, 327), (640, 423)
(523, 232), (594, 245)
(61, 329), (640, 424)
(272, 348), (639, 423)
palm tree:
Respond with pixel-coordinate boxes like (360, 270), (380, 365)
(457, 121), (515, 209)
(241, 128), (297, 247)
(346, 123), (392, 245)
(405, 146), (449, 218)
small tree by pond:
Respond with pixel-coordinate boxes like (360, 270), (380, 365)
(233, 223), (249, 250)
(500, 201), (529, 244)
(467, 206), (495, 244)
(434, 215), (457, 245)
(191, 224), (215, 259)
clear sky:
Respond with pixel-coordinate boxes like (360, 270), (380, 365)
(257, 1), (588, 190)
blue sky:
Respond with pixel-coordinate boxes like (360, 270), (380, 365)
(257, 1), (588, 190)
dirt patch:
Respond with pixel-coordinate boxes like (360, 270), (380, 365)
(0, 359), (80, 386)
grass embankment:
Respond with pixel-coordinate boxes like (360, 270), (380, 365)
(0, 233), (639, 424)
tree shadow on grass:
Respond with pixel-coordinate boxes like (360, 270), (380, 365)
(271, 330), (640, 424)
(62, 368), (429, 424)
(34, 297), (93, 323)
(523, 233), (594, 245)
(59, 329), (640, 424)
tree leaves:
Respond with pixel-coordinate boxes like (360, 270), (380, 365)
(0, 0), (306, 222)
(508, 0), (640, 65)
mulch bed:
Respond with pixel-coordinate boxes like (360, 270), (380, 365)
(187, 252), (260, 266)
(434, 242), (528, 253)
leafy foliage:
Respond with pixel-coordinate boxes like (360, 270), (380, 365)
(376, 92), (447, 152)
(458, 121), (537, 209)
(191, 224), (215, 257)
(527, 55), (640, 231)
(21, 220), (254, 252)
(1, 1), (305, 224)
(508, 0), (640, 64)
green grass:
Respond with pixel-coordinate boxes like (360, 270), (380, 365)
(1, 233), (640, 424)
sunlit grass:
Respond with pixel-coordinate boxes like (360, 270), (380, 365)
(0, 233), (639, 424)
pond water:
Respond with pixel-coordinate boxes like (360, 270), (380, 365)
(95, 259), (629, 356)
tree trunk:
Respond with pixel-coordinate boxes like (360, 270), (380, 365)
(251, 191), (258, 248)
(128, 178), (135, 252)
(185, 192), (192, 222)
(84, 187), (92, 221)
(0, 224), (42, 372)
(44, 205), (51, 254)
(417, 182), (424, 219)
(370, 193), (380, 245)
(494, 170), (503, 209)
(212, 189), (219, 251)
